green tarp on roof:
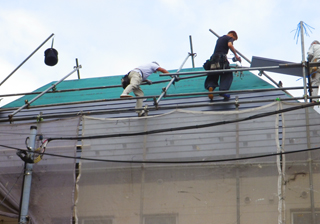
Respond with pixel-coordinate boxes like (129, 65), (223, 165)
(2, 67), (275, 108)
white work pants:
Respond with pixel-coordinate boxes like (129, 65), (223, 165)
(121, 71), (144, 110)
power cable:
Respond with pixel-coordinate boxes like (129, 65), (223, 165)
(0, 144), (319, 164)
(0, 119), (319, 138)
(47, 101), (319, 141)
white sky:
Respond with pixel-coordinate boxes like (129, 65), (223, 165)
(1, 0), (320, 107)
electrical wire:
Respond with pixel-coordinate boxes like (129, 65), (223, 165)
(47, 101), (320, 141)
(0, 144), (319, 164)
(0, 117), (319, 138)
(0, 102), (319, 164)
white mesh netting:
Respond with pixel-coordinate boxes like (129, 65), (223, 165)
(0, 117), (80, 223)
(77, 102), (320, 224)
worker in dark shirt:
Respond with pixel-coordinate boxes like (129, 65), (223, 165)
(204, 30), (241, 101)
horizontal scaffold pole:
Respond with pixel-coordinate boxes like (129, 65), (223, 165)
(2, 62), (320, 99)
(0, 85), (317, 113)
(159, 62), (320, 77)
(1, 95), (319, 123)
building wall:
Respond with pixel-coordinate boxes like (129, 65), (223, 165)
(77, 163), (320, 224)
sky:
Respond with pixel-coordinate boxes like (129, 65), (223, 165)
(1, 0), (320, 107)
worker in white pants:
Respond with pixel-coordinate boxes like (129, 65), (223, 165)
(120, 62), (169, 116)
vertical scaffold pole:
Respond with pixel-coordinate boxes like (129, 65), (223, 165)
(300, 21), (316, 224)
(300, 21), (308, 102)
(189, 35), (195, 68)
(19, 126), (37, 224)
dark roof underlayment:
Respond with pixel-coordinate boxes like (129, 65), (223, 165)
(0, 66), (292, 121)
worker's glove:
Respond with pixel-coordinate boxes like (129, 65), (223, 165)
(146, 80), (152, 85)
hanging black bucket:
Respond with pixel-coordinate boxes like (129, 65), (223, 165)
(44, 48), (58, 66)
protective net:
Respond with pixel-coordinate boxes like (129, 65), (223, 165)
(0, 117), (80, 223)
(77, 102), (320, 224)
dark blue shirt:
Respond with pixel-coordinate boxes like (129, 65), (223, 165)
(213, 35), (234, 55)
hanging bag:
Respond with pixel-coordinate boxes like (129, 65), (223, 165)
(203, 54), (226, 70)
(121, 72), (130, 89)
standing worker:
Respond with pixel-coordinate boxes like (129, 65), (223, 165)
(120, 62), (169, 116)
(307, 40), (320, 102)
(204, 30), (241, 101)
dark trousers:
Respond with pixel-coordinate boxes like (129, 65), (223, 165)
(204, 60), (233, 91)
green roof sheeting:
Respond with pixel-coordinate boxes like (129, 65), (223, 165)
(2, 67), (275, 108)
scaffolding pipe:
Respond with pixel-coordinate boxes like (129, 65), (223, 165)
(0, 33), (55, 87)
(156, 53), (192, 105)
(300, 21), (308, 103)
(0, 86), (318, 113)
(1, 97), (319, 124)
(76, 58), (81, 79)
(2, 62), (320, 99)
(209, 29), (281, 88)
(189, 35), (195, 68)
(8, 66), (81, 121)
(305, 106), (316, 224)
(160, 63), (311, 77)
(299, 21), (316, 224)
(0, 78), (174, 98)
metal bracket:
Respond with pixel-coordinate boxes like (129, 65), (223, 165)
(36, 112), (43, 123)
(138, 105), (149, 117)
(25, 100), (30, 109)
(153, 97), (158, 109)
(235, 96), (240, 109)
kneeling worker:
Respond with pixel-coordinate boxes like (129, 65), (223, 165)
(120, 61), (169, 116)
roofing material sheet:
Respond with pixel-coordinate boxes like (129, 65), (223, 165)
(251, 56), (303, 77)
(2, 67), (275, 108)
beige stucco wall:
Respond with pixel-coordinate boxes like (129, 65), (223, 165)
(77, 164), (320, 224)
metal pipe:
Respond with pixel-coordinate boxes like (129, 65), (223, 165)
(8, 66), (81, 120)
(299, 21), (315, 224)
(76, 58), (80, 79)
(189, 35), (195, 68)
(2, 62), (317, 99)
(1, 96), (318, 124)
(160, 65), (290, 77)
(300, 21), (308, 103)
(160, 62), (318, 77)
(19, 126), (37, 224)
(156, 53), (191, 104)
(209, 29), (252, 66)
(209, 29), (280, 88)
(164, 86), (310, 97)
(0, 86), (317, 113)
(305, 107), (316, 224)
(0, 78), (174, 98)
(0, 33), (55, 87)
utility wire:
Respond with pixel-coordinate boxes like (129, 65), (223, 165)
(0, 144), (319, 164)
(1, 120), (320, 138)
(47, 101), (320, 141)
